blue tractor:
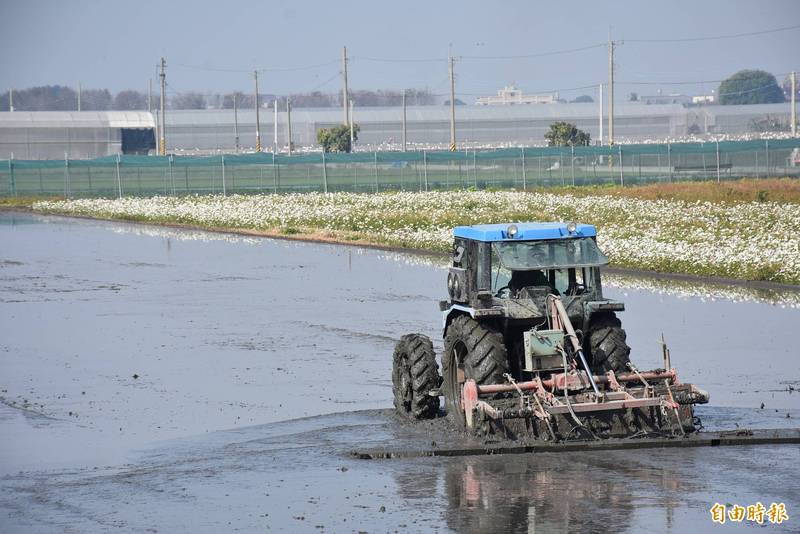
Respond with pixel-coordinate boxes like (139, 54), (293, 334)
(392, 222), (708, 440)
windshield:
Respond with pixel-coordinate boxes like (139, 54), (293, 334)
(492, 238), (608, 271)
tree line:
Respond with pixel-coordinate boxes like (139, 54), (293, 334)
(1, 70), (794, 112)
(0, 86), (438, 111)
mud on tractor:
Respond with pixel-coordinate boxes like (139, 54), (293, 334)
(392, 222), (709, 441)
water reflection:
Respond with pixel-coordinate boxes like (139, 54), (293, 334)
(14, 212), (798, 309)
(436, 452), (691, 534)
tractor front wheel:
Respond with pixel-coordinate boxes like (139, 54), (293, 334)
(442, 315), (510, 427)
(392, 334), (440, 419)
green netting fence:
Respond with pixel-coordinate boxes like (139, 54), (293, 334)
(1, 139), (799, 198)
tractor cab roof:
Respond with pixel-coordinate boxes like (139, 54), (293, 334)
(453, 222), (597, 242)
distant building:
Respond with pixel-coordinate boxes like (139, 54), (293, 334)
(640, 94), (692, 106)
(476, 85), (557, 106)
(0, 103), (793, 157)
(0, 111), (155, 159)
(692, 94), (716, 105)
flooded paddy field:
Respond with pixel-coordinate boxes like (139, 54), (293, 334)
(1, 211), (798, 532)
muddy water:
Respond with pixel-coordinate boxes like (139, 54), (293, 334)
(1, 212), (798, 533)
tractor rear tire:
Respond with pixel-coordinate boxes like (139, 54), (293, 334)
(392, 334), (440, 419)
(588, 313), (632, 374)
(442, 315), (510, 427)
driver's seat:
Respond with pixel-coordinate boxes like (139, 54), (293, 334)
(509, 270), (555, 296)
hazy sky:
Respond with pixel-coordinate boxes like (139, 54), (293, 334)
(1, 0), (798, 101)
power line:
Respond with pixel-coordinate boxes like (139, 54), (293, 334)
(351, 56), (445, 63)
(171, 59), (340, 74)
(304, 71), (341, 93)
(462, 43), (606, 60)
(351, 43), (607, 63)
(626, 23), (800, 43)
(717, 82), (788, 97)
(619, 72), (794, 86)
(162, 23), (797, 85)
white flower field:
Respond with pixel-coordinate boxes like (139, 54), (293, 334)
(34, 190), (800, 284)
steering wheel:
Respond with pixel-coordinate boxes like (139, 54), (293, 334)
(495, 285), (511, 297)
(567, 283), (586, 296)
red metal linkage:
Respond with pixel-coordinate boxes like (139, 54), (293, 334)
(475, 369), (678, 395)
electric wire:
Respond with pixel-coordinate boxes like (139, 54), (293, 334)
(626, 23), (800, 43)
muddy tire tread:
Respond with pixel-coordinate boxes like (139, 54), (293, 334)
(392, 333), (440, 419)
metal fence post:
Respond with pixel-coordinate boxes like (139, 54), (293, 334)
(765, 140), (770, 178)
(221, 155), (227, 196)
(169, 155), (175, 195)
(8, 155), (15, 197)
(272, 153), (277, 193)
(618, 145), (624, 186)
(667, 143), (672, 183)
(116, 154), (122, 198)
(373, 151), (378, 193)
(64, 152), (70, 198)
(755, 150), (760, 179)
(423, 150), (428, 192)
(538, 155), (542, 187)
(701, 147), (708, 177)
(322, 151), (328, 193)
(473, 150), (477, 188)
(715, 140), (721, 183)
(521, 147), (526, 190)
(570, 145), (575, 186)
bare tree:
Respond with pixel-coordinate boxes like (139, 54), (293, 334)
(170, 92), (207, 110)
(81, 89), (112, 110)
(221, 91), (254, 109)
(113, 90), (147, 110)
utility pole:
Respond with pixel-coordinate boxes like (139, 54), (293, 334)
(254, 70), (262, 152)
(274, 98), (278, 154)
(8, 89), (12, 112)
(159, 57), (166, 155)
(449, 54), (456, 151)
(77, 82), (81, 111)
(349, 99), (355, 150)
(608, 38), (615, 145)
(148, 79), (152, 113)
(402, 89), (407, 152)
(598, 83), (603, 145)
(287, 97), (293, 156)
(342, 46), (350, 126)
(233, 94), (240, 152)
(792, 71), (797, 137)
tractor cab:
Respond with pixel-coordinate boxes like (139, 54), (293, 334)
(444, 222), (622, 333)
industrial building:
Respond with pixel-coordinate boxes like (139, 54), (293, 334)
(163, 102), (796, 153)
(0, 102), (793, 159)
(475, 85), (558, 105)
(0, 111), (154, 159)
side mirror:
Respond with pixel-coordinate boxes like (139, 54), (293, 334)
(447, 268), (469, 302)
